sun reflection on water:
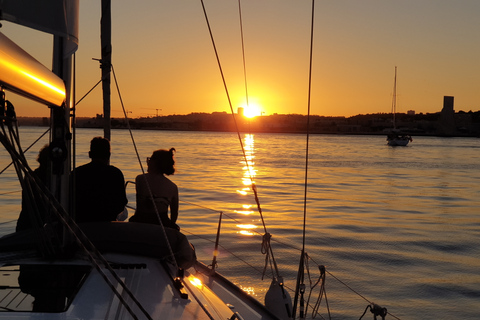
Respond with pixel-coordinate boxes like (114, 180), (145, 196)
(235, 134), (260, 235)
(235, 210), (255, 215)
(236, 189), (248, 196)
(241, 286), (256, 296)
(237, 224), (258, 236)
(235, 204), (255, 216)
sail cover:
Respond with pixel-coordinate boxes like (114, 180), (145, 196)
(0, 32), (66, 106)
(0, 0), (79, 57)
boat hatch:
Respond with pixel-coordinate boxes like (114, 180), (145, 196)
(0, 264), (91, 313)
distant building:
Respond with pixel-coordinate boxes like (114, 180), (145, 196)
(407, 110), (415, 115)
(237, 107), (244, 116)
(438, 96), (455, 136)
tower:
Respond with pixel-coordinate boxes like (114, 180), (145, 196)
(438, 96), (455, 136)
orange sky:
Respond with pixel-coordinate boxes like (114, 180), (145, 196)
(2, 0), (480, 119)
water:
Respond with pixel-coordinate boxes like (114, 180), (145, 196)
(1, 127), (480, 320)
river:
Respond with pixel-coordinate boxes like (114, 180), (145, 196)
(1, 127), (479, 319)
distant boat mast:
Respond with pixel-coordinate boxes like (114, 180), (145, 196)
(392, 66), (397, 130)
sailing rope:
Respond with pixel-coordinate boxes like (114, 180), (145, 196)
(0, 107), (59, 257)
(306, 263), (331, 319)
(0, 127), (50, 175)
(237, 0), (250, 109)
(359, 303), (388, 320)
(293, 0), (316, 318)
(111, 64), (181, 272)
(73, 57), (110, 174)
(199, 0), (282, 282)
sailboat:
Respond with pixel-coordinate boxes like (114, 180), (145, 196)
(0, 1), (394, 320)
(0, 1), (293, 320)
(386, 67), (412, 146)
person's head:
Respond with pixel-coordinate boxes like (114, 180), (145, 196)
(147, 148), (176, 175)
(37, 144), (50, 166)
(89, 137), (111, 162)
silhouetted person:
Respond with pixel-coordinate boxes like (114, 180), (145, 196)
(73, 137), (127, 223)
(16, 144), (51, 232)
(129, 148), (179, 229)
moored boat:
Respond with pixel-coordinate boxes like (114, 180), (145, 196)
(386, 67), (412, 146)
(386, 132), (412, 146)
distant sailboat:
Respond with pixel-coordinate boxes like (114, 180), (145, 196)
(386, 66), (412, 146)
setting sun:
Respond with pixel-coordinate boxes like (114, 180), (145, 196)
(240, 102), (262, 118)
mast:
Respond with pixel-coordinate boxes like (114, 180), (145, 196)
(0, 0), (79, 211)
(392, 66), (397, 130)
(101, 0), (112, 141)
(50, 35), (72, 208)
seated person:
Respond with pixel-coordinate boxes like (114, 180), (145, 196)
(16, 144), (51, 232)
(129, 148), (179, 229)
(72, 137), (127, 223)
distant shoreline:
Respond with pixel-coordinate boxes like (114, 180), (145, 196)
(16, 111), (480, 138)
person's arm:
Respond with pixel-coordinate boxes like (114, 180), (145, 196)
(134, 174), (144, 210)
(120, 173), (128, 207)
(135, 175), (140, 204)
(170, 185), (179, 224)
(112, 169), (128, 216)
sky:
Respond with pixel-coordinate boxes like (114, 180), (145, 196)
(2, 0), (479, 118)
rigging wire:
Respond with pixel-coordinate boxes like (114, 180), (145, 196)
(71, 56), (108, 204)
(292, 0), (316, 318)
(199, 0), (282, 281)
(233, 0), (268, 236)
(234, 0), (282, 280)
(72, 53), (76, 182)
(111, 64), (180, 272)
(0, 127), (50, 175)
(0, 114), (58, 256)
(237, 0), (249, 109)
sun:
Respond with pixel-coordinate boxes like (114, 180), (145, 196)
(241, 102), (262, 118)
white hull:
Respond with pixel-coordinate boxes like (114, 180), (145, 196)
(387, 137), (410, 146)
(0, 222), (280, 320)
